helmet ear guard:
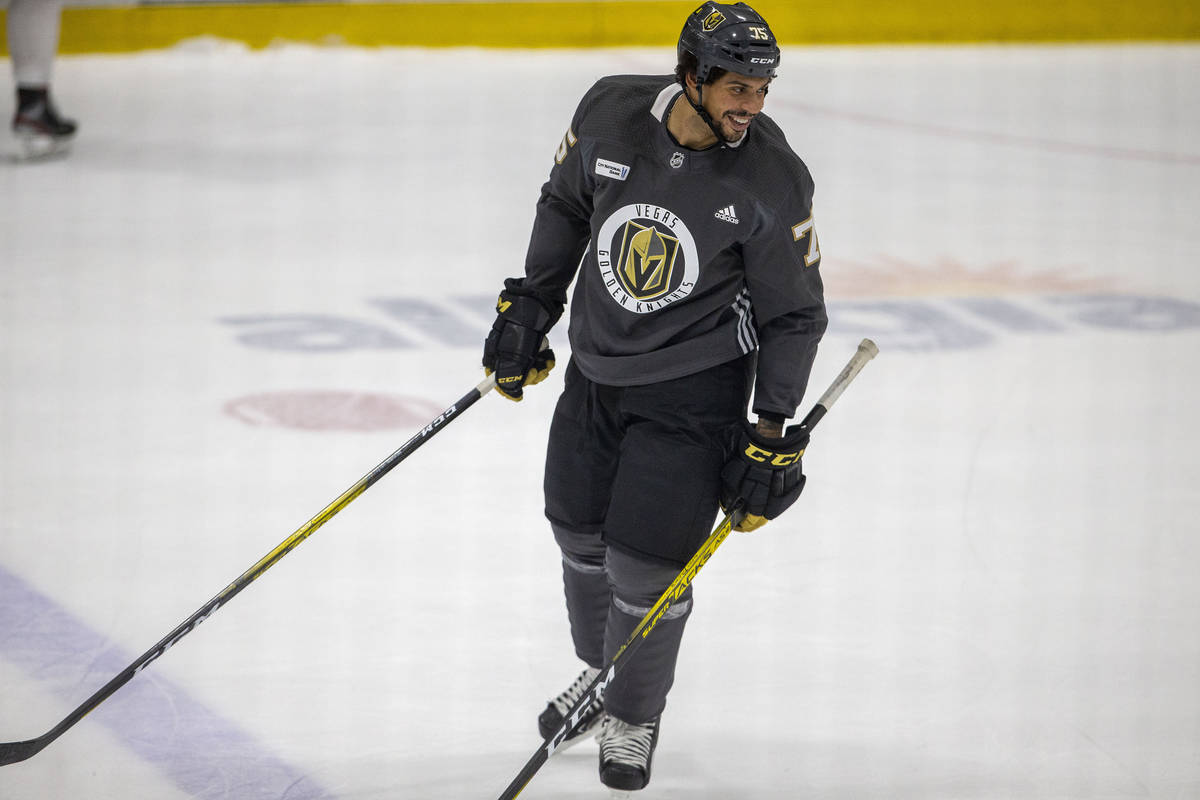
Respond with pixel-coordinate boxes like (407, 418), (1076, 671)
(677, 1), (780, 85)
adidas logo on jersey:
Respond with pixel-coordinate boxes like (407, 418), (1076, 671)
(714, 205), (740, 224)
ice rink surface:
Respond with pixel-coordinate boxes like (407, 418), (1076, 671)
(1, 41), (1199, 799)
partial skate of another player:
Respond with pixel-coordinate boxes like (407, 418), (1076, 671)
(11, 88), (76, 159)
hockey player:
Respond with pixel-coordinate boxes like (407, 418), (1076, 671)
(482, 2), (826, 792)
(5, 0), (77, 157)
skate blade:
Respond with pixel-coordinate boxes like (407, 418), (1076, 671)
(13, 131), (73, 161)
(608, 790), (633, 799)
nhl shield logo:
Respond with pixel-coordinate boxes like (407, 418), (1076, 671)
(596, 203), (699, 314)
(670, 151), (685, 169)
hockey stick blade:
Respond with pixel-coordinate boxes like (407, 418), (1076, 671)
(0, 374), (498, 767)
(495, 339), (879, 799)
(0, 739), (44, 768)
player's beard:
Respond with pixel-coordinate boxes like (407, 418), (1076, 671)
(718, 111), (756, 143)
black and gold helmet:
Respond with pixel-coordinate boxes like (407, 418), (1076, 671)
(678, 2), (780, 83)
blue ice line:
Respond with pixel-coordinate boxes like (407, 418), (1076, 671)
(0, 563), (335, 799)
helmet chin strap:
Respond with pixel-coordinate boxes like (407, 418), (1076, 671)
(682, 78), (727, 146)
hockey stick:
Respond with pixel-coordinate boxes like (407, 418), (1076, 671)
(495, 338), (879, 799)
(0, 374), (498, 768)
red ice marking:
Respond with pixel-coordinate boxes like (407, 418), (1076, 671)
(223, 391), (444, 432)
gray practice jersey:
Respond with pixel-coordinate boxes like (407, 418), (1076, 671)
(523, 74), (827, 420)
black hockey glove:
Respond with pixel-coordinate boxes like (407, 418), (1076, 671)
(482, 278), (563, 401)
(720, 419), (810, 532)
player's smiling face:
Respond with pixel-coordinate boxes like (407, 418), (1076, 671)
(702, 72), (770, 142)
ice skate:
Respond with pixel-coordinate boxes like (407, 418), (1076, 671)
(537, 666), (605, 751)
(598, 714), (660, 792)
(12, 89), (76, 160)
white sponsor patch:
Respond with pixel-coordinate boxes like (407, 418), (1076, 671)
(595, 158), (631, 181)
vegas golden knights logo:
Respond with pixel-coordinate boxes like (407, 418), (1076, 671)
(702, 10), (725, 32)
(596, 203), (699, 314)
(618, 221), (681, 301)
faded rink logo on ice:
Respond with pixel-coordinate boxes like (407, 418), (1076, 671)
(596, 203), (699, 313)
(219, 256), (1200, 356)
(821, 256), (1200, 350)
(217, 257), (1200, 429)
